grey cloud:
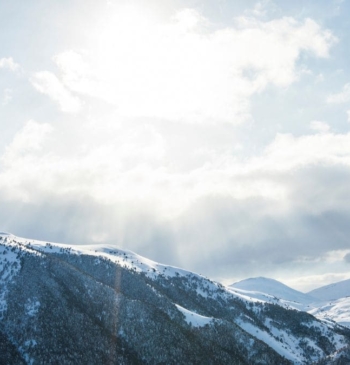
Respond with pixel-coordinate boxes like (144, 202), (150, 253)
(170, 195), (350, 279)
(0, 193), (179, 266)
(165, 162), (350, 279)
(2, 163), (350, 284)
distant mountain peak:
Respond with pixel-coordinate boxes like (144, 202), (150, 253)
(308, 278), (350, 301)
(229, 276), (318, 311)
(231, 276), (281, 286)
(231, 276), (301, 295)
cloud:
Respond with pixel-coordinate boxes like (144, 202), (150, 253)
(2, 120), (53, 162)
(1, 5), (345, 289)
(2, 120), (350, 290)
(2, 117), (350, 215)
(249, 1), (270, 18)
(331, 84), (350, 122)
(285, 273), (350, 292)
(254, 131), (350, 172)
(172, 8), (207, 30)
(310, 121), (330, 133)
(35, 8), (335, 124)
(1, 170), (349, 292)
(2, 88), (13, 106)
(31, 71), (82, 113)
(327, 83), (350, 104)
(0, 57), (20, 72)
(0, 120), (54, 201)
(244, 0), (280, 19)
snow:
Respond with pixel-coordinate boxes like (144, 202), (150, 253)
(0, 236), (26, 318)
(308, 278), (350, 301)
(0, 233), (221, 294)
(228, 276), (350, 333)
(311, 298), (350, 329)
(237, 319), (304, 364)
(2, 232), (350, 363)
(309, 297), (350, 327)
(3, 233), (350, 329)
(20, 339), (37, 365)
(24, 339), (37, 347)
(175, 304), (212, 327)
(25, 299), (40, 317)
(228, 277), (350, 329)
(229, 277), (317, 311)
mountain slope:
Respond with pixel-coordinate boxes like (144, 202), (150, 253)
(309, 297), (350, 328)
(1, 233), (350, 364)
(307, 279), (350, 328)
(230, 277), (317, 310)
(308, 279), (350, 301)
(230, 277), (350, 329)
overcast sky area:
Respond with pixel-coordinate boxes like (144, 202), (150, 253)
(1, 0), (350, 291)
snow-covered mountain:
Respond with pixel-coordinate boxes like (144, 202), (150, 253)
(309, 297), (350, 328)
(305, 279), (350, 329)
(1, 232), (350, 364)
(308, 279), (350, 301)
(230, 277), (317, 311)
(230, 276), (350, 330)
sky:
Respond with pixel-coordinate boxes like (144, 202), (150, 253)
(1, 0), (350, 292)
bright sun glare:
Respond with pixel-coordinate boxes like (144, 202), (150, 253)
(65, 4), (245, 124)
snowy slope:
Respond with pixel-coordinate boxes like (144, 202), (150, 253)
(175, 304), (213, 327)
(230, 277), (350, 329)
(229, 277), (317, 311)
(0, 233), (292, 364)
(309, 297), (350, 327)
(0, 233), (42, 320)
(8, 230), (350, 331)
(9, 233), (214, 283)
(308, 279), (350, 301)
(306, 279), (350, 327)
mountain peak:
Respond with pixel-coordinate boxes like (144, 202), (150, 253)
(308, 278), (350, 301)
(231, 276), (294, 292)
(231, 276), (281, 286)
(230, 276), (317, 308)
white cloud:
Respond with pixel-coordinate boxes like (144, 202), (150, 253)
(2, 120), (53, 165)
(38, 8), (335, 124)
(0, 120), (168, 205)
(254, 131), (350, 172)
(0, 120), (53, 201)
(2, 113), (350, 218)
(310, 120), (330, 133)
(245, 0), (277, 18)
(2, 121), (350, 287)
(327, 82), (350, 104)
(31, 71), (82, 113)
(2, 88), (13, 106)
(172, 8), (207, 30)
(0, 57), (20, 72)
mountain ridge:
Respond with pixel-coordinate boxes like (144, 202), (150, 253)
(1, 233), (350, 364)
(230, 276), (350, 329)
(230, 277), (317, 306)
(308, 279), (350, 301)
